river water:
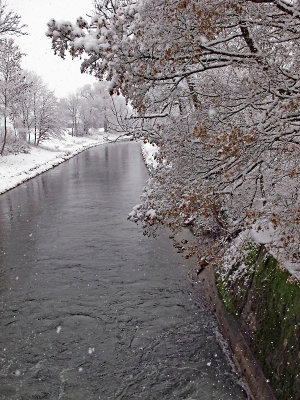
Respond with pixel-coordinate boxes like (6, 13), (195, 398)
(0, 142), (246, 399)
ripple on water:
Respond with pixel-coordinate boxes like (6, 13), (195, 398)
(0, 143), (247, 399)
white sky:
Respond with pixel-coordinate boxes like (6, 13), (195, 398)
(5, 0), (97, 98)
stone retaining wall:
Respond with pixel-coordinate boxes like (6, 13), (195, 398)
(216, 245), (300, 400)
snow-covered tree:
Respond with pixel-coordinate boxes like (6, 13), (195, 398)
(65, 92), (80, 136)
(14, 71), (60, 145)
(0, 38), (26, 155)
(60, 81), (128, 136)
(0, 0), (26, 38)
(78, 82), (128, 134)
(17, 71), (36, 142)
(35, 87), (58, 144)
(47, 0), (300, 266)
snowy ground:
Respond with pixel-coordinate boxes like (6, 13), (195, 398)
(0, 131), (119, 195)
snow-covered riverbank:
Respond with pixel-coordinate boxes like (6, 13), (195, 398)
(0, 132), (118, 195)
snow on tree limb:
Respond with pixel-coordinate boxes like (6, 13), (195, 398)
(46, 0), (300, 270)
(0, 0), (26, 37)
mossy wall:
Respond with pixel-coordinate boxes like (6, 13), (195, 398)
(216, 246), (300, 400)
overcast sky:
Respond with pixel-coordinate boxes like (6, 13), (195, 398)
(6, 0), (97, 98)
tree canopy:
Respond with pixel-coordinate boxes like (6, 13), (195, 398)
(47, 0), (300, 268)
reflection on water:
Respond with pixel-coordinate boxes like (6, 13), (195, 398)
(0, 142), (246, 399)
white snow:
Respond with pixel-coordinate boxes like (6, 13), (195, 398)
(250, 223), (276, 245)
(84, 36), (99, 52)
(74, 37), (85, 49)
(222, 228), (300, 282)
(200, 34), (209, 44)
(141, 142), (159, 169)
(0, 131), (118, 195)
(146, 209), (156, 219)
(208, 106), (217, 118)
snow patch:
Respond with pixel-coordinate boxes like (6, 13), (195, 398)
(250, 223), (276, 244)
(0, 131), (119, 195)
(56, 326), (62, 334)
(141, 142), (159, 169)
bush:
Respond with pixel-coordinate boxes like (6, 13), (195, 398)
(0, 128), (29, 155)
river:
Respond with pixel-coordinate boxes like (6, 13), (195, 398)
(0, 142), (246, 399)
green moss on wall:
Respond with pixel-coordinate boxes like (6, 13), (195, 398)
(252, 255), (300, 400)
(217, 246), (300, 400)
(216, 244), (260, 316)
(216, 276), (237, 315)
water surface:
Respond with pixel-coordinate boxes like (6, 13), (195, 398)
(0, 142), (246, 399)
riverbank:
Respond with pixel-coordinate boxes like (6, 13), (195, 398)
(139, 144), (259, 397)
(216, 244), (300, 400)
(169, 228), (300, 400)
(140, 143), (299, 397)
(202, 266), (277, 400)
(168, 229), (274, 399)
(0, 131), (119, 195)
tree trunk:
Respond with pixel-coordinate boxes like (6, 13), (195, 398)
(104, 112), (108, 132)
(186, 78), (200, 110)
(1, 112), (8, 156)
(71, 115), (75, 136)
(33, 95), (37, 145)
